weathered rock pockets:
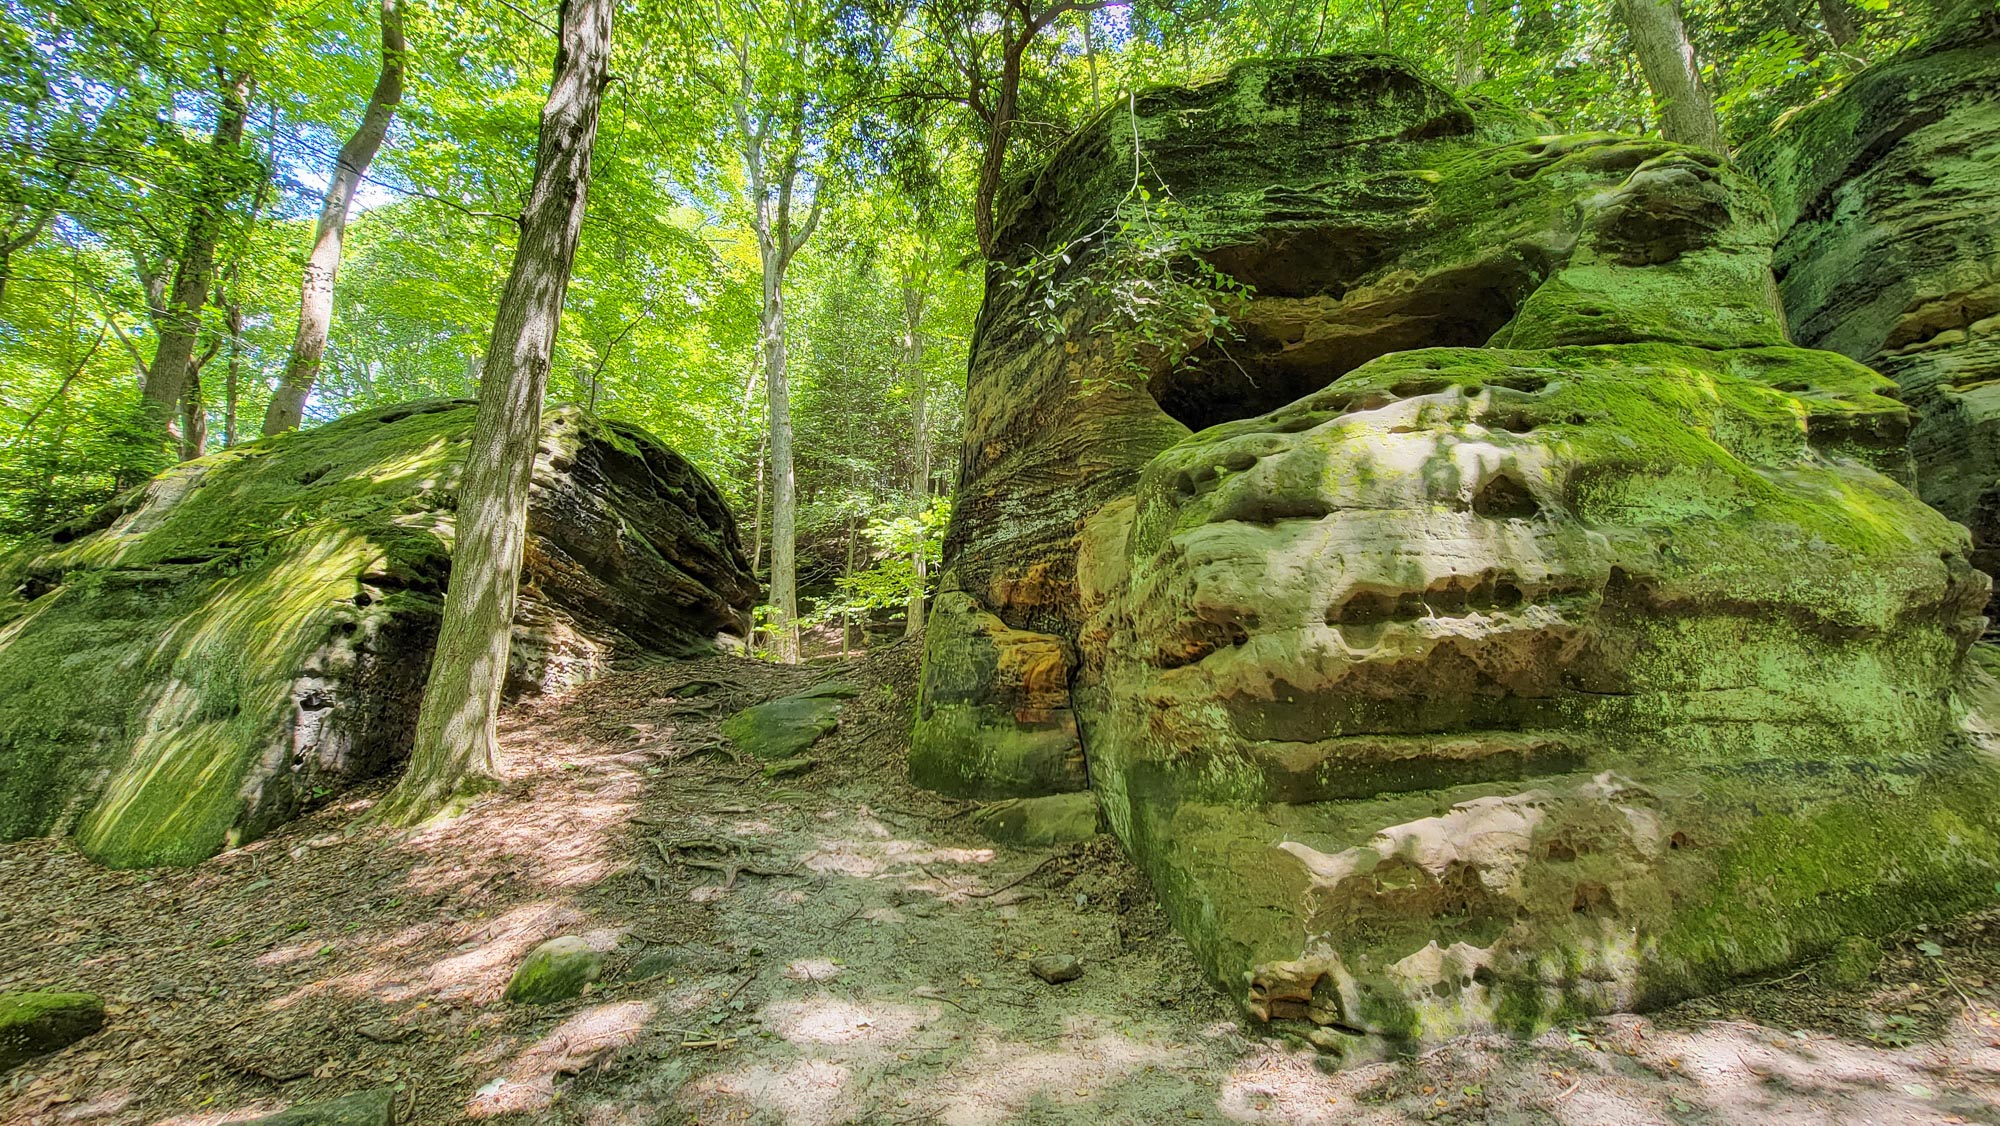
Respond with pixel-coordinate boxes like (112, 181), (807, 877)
(0, 400), (754, 867)
(917, 48), (2000, 1045)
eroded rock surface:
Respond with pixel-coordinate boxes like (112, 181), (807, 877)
(1743, 2), (2000, 600)
(0, 400), (753, 866)
(917, 52), (2000, 1043)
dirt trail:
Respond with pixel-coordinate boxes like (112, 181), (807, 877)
(6, 642), (2000, 1124)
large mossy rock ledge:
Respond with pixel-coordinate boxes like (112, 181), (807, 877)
(1743, 2), (2000, 606)
(0, 400), (754, 867)
(915, 49), (2000, 1046)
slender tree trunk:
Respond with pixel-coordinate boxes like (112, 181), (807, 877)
(1082, 10), (1099, 105)
(263, 0), (405, 436)
(223, 298), (244, 446)
(378, 0), (614, 823)
(733, 92), (822, 665)
(901, 266), (931, 638)
(840, 515), (857, 658)
(1818, 0), (1860, 48)
(973, 31), (1026, 258)
(1454, 0), (1488, 86)
(144, 69), (254, 459)
(759, 250), (802, 662)
(750, 427), (767, 582)
(182, 370), (207, 457)
(1617, 0), (1727, 154)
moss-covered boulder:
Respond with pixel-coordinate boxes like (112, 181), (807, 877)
(721, 680), (854, 761)
(0, 401), (754, 867)
(918, 53), (1801, 806)
(1079, 342), (1992, 1039)
(0, 991), (104, 1071)
(911, 592), (1085, 797)
(915, 50), (2000, 1046)
(1742, 3), (2000, 604)
(503, 936), (604, 1004)
(243, 1087), (399, 1126)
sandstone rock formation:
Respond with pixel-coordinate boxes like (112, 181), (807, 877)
(1743, 2), (2000, 602)
(0, 400), (754, 866)
(916, 52), (2000, 1043)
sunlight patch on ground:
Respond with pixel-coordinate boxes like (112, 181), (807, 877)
(1214, 1046), (1350, 1122)
(1608, 1013), (2000, 1124)
(802, 835), (995, 879)
(683, 1057), (856, 1125)
(362, 900), (586, 1003)
(464, 1000), (655, 1117)
(927, 1018), (1187, 1125)
(760, 994), (934, 1045)
(784, 956), (843, 983)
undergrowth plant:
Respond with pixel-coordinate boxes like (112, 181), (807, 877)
(1001, 94), (1255, 395)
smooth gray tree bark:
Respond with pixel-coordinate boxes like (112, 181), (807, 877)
(143, 69), (255, 460)
(1617, 0), (1727, 154)
(263, 0), (405, 436)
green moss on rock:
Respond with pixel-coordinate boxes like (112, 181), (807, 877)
(722, 693), (843, 760)
(504, 936), (604, 1004)
(0, 401), (752, 867)
(243, 1087), (399, 1125)
(0, 991), (104, 1071)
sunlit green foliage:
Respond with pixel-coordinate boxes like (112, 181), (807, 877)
(0, 0), (1958, 629)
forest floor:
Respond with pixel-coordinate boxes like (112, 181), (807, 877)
(7, 642), (2000, 1125)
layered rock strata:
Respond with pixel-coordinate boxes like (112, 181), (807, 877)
(1743, 3), (2000, 602)
(916, 52), (2000, 1042)
(0, 400), (754, 866)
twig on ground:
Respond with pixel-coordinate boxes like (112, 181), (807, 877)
(912, 987), (972, 1011)
(964, 856), (1061, 899)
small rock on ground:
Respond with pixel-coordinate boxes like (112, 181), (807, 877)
(720, 692), (844, 760)
(503, 936), (604, 1004)
(0, 991), (104, 1071)
(242, 1086), (399, 1125)
(1030, 954), (1083, 985)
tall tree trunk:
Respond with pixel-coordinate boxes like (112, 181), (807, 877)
(263, 0), (405, 437)
(733, 87), (822, 664)
(144, 69), (254, 459)
(759, 249), (802, 662)
(1082, 9), (1099, 105)
(1818, 0), (1860, 48)
(840, 514), (857, 658)
(223, 298), (244, 447)
(901, 263), (931, 638)
(182, 370), (207, 457)
(750, 426), (767, 582)
(972, 30), (1025, 258)
(1617, 0), (1727, 154)
(378, 0), (614, 823)
(1454, 0), (1488, 86)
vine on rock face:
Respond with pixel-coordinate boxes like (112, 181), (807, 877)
(1002, 96), (1255, 397)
